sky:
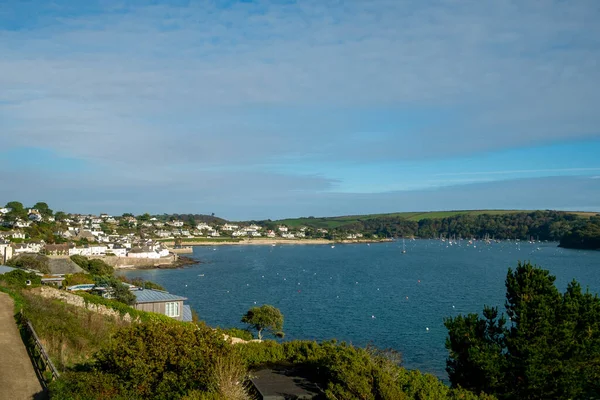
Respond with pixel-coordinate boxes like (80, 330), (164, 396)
(1, 0), (599, 220)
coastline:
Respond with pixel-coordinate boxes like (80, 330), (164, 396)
(159, 238), (393, 246)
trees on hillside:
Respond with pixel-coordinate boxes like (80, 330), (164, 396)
(445, 262), (600, 399)
(241, 304), (284, 340)
(559, 216), (600, 250)
(32, 202), (53, 217)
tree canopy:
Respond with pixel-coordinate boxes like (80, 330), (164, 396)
(559, 216), (600, 250)
(445, 262), (600, 399)
(33, 201), (53, 217)
(241, 304), (284, 340)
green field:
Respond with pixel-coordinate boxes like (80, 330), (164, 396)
(274, 209), (552, 228)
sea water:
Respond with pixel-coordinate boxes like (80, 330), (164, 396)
(121, 240), (600, 379)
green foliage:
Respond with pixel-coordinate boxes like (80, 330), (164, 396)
(92, 276), (136, 306)
(241, 304), (284, 340)
(559, 216), (600, 249)
(0, 269), (41, 288)
(64, 273), (95, 287)
(271, 210), (591, 241)
(70, 255), (114, 276)
(7, 254), (50, 274)
(234, 339), (492, 400)
(54, 211), (67, 221)
(25, 222), (60, 242)
(49, 371), (136, 400)
(32, 201), (53, 217)
(445, 262), (600, 399)
(21, 290), (126, 370)
(5, 200), (27, 221)
(93, 322), (235, 399)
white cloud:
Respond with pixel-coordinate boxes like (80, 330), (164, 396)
(0, 0), (599, 213)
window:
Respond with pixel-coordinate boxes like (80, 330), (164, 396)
(165, 302), (180, 317)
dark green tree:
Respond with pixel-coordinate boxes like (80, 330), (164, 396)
(445, 262), (600, 399)
(32, 202), (53, 217)
(241, 304), (284, 340)
(5, 201), (27, 221)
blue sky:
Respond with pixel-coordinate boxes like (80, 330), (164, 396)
(1, 0), (599, 220)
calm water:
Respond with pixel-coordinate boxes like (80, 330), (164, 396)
(121, 240), (600, 379)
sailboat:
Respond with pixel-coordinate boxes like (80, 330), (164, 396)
(402, 238), (407, 254)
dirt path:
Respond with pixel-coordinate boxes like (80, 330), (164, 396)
(0, 292), (44, 400)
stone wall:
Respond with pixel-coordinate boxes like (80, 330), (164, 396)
(88, 254), (177, 268)
(32, 286), (135, 322)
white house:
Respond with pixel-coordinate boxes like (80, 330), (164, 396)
(281, 232), (295, 239)
(266, 230), (276, 238)
(251, 231), (262, 237)
(196, 223), (210, 230)
(208, 229), (220, 237)
(0, 208), (12, 214)
(155, 230), (171, 238)
(168, 221), (184, 227)
(10, 231), (26, 240)
(154, 222), (165, 227)
(221, 224), (239, 231)
(13, 219), (32, 228)
(12, 242), (44, 254)
(278, 226), (288, 232)
(89, 245), (108, 255)
(69, 247), (92, 256)
(232, 230), (247, 237)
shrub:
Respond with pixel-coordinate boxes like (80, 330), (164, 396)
(94, 321), (241, 399)
(0, 269), (41, 288)
(7, 254), (50, 274)
(64, 273), (95, 287)
(70, 255), (113, 276)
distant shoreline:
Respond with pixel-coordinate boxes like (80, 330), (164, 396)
(160, 238), (393, 246)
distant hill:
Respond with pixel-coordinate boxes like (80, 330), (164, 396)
(272, 210), (598, 229)
(246, 210), (600, 242)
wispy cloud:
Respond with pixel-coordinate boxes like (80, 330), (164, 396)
(435, 168), (600, 177)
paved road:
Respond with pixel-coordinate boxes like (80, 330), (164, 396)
(0, 292), (44, 400)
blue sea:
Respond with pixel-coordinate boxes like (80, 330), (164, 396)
(120, 240), (600, 380)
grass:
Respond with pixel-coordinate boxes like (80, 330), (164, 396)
(276, 209), (535, 228)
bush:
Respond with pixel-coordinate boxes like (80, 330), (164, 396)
(64, 273), (95, 287)
(70, 255), (113, 276)
(93, 321), (240, 399)
(0, 269), (41, 288)
(7, 254), (50, 274)
(49, 371), (138, 400)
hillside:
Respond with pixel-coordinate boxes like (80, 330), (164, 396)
(271, 209), (597, 229)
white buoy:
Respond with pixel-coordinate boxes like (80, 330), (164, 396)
(426, 327), (429, 331)
(371, 315), (376, 319)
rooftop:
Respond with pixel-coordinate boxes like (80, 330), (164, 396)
(132, 288), (187, 304)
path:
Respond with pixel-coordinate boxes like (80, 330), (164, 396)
(0, 292), (44, 400)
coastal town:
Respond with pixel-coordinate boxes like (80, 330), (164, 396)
(0, 201), (370, 264)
